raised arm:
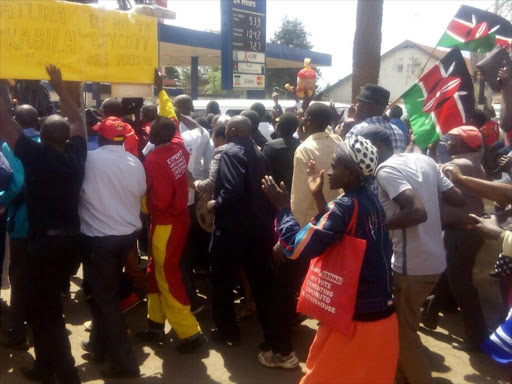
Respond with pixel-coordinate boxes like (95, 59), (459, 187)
(444, 164), (512, 206)
(46, 65), (86, 139)
(0, 80), (23, 150)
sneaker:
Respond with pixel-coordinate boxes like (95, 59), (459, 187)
(258, 350), (300, 369)
(451, 341), (481, 352)
(136, 329), (165, 344)
(176, 332), (208, 353)
(84, 320), (93, 332)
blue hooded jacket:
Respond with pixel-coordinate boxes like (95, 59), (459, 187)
(0, 128), (40, 238)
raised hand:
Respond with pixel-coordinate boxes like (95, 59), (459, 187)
(498, 61), (511, 88)
(46, 65), (64, 94)
(330, 101), (345, 126)
(442, 164), (463, 184)
(468, 214), (503, 240)
(261, 175), (290, 209)
(307, 159), (324, 198)
(154, 68), (164, 93)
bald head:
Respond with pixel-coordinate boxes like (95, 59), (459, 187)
(226, 116), (252, 142)
(14, 104), (39, 130)
(240, 110), (260, 134)
(174, 95), (194, 116)
(100, 98), (122, 118)
(141, 104), (158, 124)
(40, 114), (70, 151)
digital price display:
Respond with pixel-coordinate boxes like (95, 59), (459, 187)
(221, 0), (266, 90)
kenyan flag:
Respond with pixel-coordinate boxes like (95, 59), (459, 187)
(402, 48), (475, 149)
(439, 5), (512, 52)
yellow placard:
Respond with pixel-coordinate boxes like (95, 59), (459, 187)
(0, 0), (158, 84)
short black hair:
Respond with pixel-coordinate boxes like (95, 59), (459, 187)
(206, 101), (220, 115)
(471, 109), (488, 129)
(306, 103), (332, 130)
(212, 122), (227, 139)
(195, 116), (210, 129)
(101, 98), (123, 117)
(357, 125), (393, 150)
(151, 116), (176, 142)
(240, 109), (260, 133)
(250, 102), (266, 119)
(278, 113), (299, 137)
(389, 105), (403, 119)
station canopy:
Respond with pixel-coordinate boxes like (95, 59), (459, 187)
(158, 24), (332, 69)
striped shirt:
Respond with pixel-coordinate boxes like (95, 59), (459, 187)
(346, 116), (406, 153)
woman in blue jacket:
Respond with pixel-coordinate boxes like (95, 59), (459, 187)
(262, 135), (398, 384)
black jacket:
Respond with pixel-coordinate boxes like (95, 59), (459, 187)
(213, 137), (274, 235)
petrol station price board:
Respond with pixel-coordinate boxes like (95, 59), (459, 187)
(221, 0), (266, 90)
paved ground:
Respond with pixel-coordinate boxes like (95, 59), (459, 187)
(0, 237), (510, 384)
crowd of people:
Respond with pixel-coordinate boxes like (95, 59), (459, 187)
(0, 61), (511, 384)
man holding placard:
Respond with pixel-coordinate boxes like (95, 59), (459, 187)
(0, 65), (86, 384)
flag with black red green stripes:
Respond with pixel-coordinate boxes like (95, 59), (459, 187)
(439, 5), (512, 53)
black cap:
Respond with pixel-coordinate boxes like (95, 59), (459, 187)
(357, 84), (390, 107)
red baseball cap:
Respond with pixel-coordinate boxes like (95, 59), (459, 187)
(93, 117), (131, 141)
(447, 125), (483, 150)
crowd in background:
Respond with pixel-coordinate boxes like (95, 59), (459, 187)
(0, 62), (511, 384)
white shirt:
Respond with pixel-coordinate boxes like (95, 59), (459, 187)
(181, 126), (213, 205)
(376, 153), (453, 275)
(258, 122), (274, 141)
(79, 145), (146, 237)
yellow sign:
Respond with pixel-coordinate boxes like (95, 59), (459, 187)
(0, 0), (158, 84)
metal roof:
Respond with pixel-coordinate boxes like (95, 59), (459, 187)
(158, 24), (332, 68)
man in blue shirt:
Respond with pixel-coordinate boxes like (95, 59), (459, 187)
(389, 105), (409, 146)
(0, 104), (40, 350)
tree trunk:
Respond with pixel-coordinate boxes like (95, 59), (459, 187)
(351, 0), (383, 103)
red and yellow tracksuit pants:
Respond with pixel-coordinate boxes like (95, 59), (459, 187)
(146, 214), (201, 339)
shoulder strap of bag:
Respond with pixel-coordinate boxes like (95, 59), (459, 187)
(346, 198), (359, 236)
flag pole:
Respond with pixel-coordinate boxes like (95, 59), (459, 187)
(385, 39), (442, 112)
(418, 38), (441, 78)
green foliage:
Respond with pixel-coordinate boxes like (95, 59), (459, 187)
(204, 66), (223, 95)
(270, 17), (313, 50)
(165, 67), (180, 81)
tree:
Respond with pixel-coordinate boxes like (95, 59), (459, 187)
(204, 67), (223, 95)
(266, 17), (315, 95)
(165, 67), (180, 81)
(351, 0), (383, 102)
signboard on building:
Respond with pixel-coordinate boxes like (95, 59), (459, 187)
(221, 0), (266, 90)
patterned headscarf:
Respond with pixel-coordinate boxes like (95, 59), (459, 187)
(335, 135), (378, 177)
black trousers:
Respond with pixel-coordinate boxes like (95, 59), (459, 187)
(27, 234), (81, 384)
(267, 257), (309, 355)
(211, 229), (274, 340)
(8, 237), (29, 341)
(428, 228), (487, 345)
(83, 233), (139, 374)
(181, 204), (211, 305)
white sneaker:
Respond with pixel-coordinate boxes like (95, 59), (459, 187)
(258, 350), (299, 369)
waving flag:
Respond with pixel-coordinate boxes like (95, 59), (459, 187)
(438, 5), (512, 52)
(402, 48), (475, 149)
